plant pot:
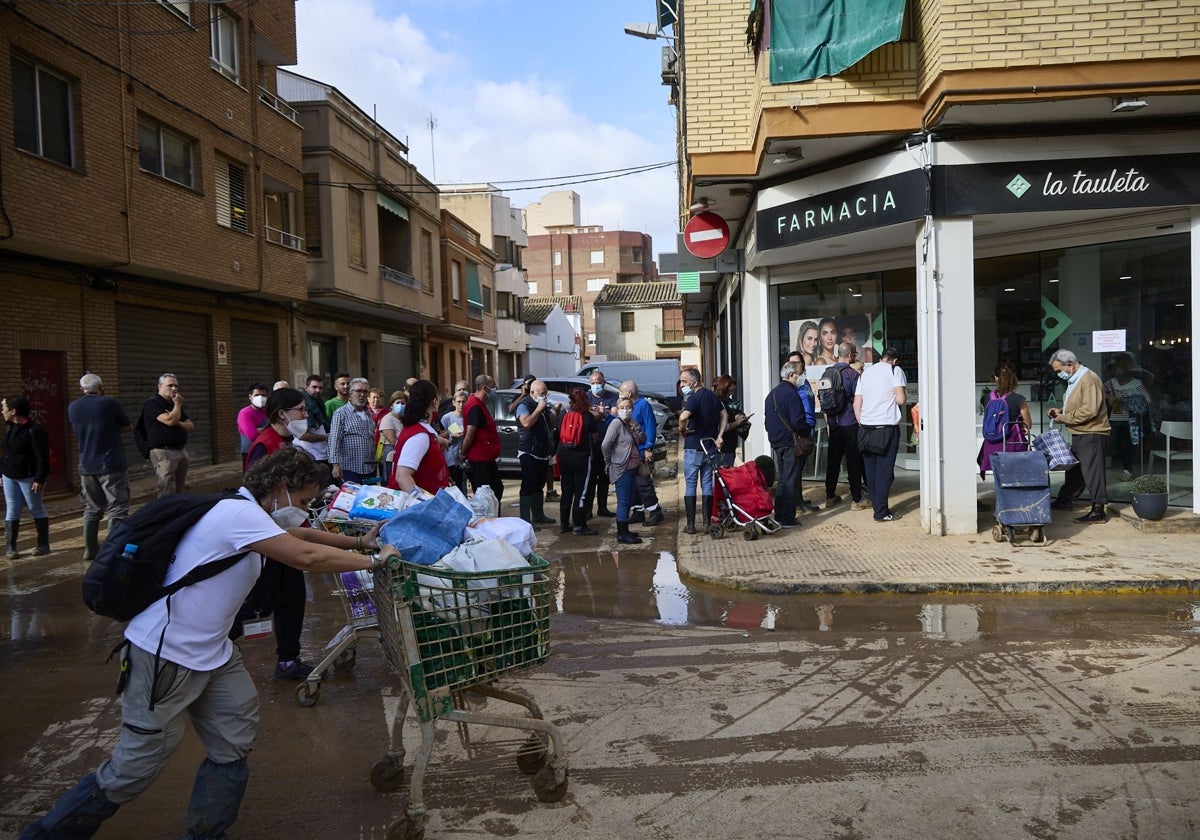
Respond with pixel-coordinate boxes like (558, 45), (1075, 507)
(1130, 492), (1168, 521)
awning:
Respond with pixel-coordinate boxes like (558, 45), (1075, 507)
(376, 192), (409, 221)
(769, 0), (906, 83)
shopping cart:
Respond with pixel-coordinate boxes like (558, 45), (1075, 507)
(989, 422), (1050, 545)
(370, 553), (568, 840)
(700, 438), (781, 541)
(295, 507), (379, 707)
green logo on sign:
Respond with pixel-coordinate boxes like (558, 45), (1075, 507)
(1006, 175), (1032, 198)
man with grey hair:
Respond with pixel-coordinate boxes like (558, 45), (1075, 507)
(68, 373), (133, 559)
(142, 373), (195, 498)
(1047, 349), (1110, 523)
(764, 361), (812, 528)
(328, 377), (377, 483)
(620, 380), (665, 526)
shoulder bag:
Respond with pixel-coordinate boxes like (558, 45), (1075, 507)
(771, 389), (815, 457)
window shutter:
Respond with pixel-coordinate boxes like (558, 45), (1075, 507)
(228, 163), (248, 232)
(215, 163), (231, 227)
(303, 174), (322, 256)
(348, 188), (364, 267)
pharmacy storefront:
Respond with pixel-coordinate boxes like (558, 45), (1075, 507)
(741, 133), (1198, 534)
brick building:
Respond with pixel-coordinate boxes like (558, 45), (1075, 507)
(669, 0), (1200, 530)
(428, 210), (498, 390)
(2, 0), (304, 486)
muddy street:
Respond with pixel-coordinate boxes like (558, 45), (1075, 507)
(2, 539), (1200, 839)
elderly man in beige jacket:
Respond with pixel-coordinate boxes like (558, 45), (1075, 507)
(1047, 349), (1111, 523)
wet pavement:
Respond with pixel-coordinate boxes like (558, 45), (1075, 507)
(3, 534), (1200, 838)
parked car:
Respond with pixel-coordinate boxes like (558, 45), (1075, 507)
(510, 377), (677, 435)
(577, 360), (681, 410)
(490, 388), (668, 475)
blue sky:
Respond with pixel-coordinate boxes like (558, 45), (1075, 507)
(293, 0), (680, 260)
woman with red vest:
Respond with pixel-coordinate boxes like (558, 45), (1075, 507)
(456, 374), (504, 501)
(243, 387), (317, 681)
(386, 380), (450, 495)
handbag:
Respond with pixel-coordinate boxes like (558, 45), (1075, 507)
(1032, 427), (1080, 471)
(771, 389), (814, 456)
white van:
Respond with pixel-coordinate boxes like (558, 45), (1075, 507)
(577, 360), (681, 409)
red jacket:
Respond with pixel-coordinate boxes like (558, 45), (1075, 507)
(244, 425), (290, 472)
(461, 393), (500, 462)
(387, 424), (450, 493)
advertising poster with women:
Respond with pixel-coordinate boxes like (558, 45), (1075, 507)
(789, 314), (876, 379)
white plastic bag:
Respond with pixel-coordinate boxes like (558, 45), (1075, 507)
(466, 517), (537, 557)
(469, 486), (500, 520)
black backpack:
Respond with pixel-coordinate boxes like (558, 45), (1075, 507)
(83, 493), (251, 622)
(817, 364), (850, 418)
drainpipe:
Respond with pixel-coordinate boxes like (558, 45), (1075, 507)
(912, 133), (945, 534)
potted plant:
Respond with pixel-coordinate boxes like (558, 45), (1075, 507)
(1129, 474), (1169, 521)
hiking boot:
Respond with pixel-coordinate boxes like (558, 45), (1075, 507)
(629, 508), (645, 524)
(825, 494), (843, 509)
(850, 499), (870, 511)
(644, 508), (665, 527)
(545, 489), (560, 501)
(274, 660), (316, 681)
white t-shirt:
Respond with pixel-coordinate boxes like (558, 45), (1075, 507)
(395, 421), (436, 471)
(125, 488), (284, 671)
(857, 362), (908, 426)
(293, 434), (327, 462)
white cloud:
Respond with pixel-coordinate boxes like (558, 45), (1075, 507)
(293, 0), (679, 260)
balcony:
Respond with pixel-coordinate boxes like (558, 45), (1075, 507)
(655, 325), (690, 346)
(380, 264), (421, 290)
(258, 87), (298, 123)
(264, 225), (304, 252)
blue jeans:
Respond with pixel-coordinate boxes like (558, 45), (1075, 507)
(682, 449), (713, 498)
(772, 446), (800, 525)
(3, 475), (47, 522)
(614, 470), (637, 521)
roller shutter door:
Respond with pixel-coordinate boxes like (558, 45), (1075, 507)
(381, 335), (415, 397)
(230, 319), (279, 398)
(116, 305), (214, 478)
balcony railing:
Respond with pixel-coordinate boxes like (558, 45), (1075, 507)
(264, 225), (304, 252)
(655, 325), (689, 346)
(258, 87), (298, 123)
(380, 264), (421, 289)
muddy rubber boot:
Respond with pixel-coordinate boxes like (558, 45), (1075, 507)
(616, 521), (643, 544)
(518, 496), (541, 531)
(683, 497), (697, 534)
(530, 493), (555, 524)
(701, 496), (713, 531)
(33, 518), (50, 556)
(83, 519), (101, 561)
(5, 521), (19, 559)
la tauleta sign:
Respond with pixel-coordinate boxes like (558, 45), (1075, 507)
(755, 153), (1200, 251)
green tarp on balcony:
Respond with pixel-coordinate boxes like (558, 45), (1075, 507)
(769, 0), (906, 83)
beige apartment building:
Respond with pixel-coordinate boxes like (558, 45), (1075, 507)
(429, 210), (498, 390)
(278, 69), (444, 398)
(670, 0), (1200, 531)
(2, 0), (304, 485)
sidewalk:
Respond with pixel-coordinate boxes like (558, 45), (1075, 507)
(675, 460), (1200, 595)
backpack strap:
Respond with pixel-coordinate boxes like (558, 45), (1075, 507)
(160, 551), (251, 599)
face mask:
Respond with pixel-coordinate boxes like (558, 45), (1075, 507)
(534, 394), (546, 403)
(392, 402), (405, 415)
(618, 409), (630, 421)
(590, 384), (604, 396)
(250, 394), (267, 409)
(286, 418), (309, 439)
(681, 386), (694, 397)
(271, 489), (309, 529)
(1057, 370), (1071, 382)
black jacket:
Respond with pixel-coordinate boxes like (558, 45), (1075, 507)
(2, 419), (51, 483)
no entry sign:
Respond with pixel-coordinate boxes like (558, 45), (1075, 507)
(683, 211), (730, 258)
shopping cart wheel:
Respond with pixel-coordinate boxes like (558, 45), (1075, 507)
(516, 733), (549, 774)
(532, 765), (569, 803)
(333, 648), (357, 672)
(386, 814), (423, 840)
(1030, 526), (1046, 544)
(743, 526), (759, 542)
(369, 756), (405, 792)
(991, 523), (1004, 543)
(709, 523), (724, 539)
(295, 682), (320, 708)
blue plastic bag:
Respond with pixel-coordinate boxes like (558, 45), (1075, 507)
(379, 488), (472, 566)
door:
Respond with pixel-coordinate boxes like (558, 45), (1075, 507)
(381, 335), (415, 397)
(19, 350), (70, 492)
(230, 319), (279, 398)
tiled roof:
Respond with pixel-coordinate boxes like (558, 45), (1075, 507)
(520, 295), (584, 324)
(594, 281), (681, 308)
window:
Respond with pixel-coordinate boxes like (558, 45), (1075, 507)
(12, 56), (74, 167)
(553, 277), (563, 294)
(553, 250), (562, 266)
(420, 230), (434, 291)
(263, 185), (299, 249)
(527, 281), (538, 295)
(621, 312), (636, 333)
(590, 249), (604, 265)
(138, 116), (193, 187)
(482, 285), (492, 313)
(497, 291), (511, 319)
(347, 188), (364, 267)
(215, 159), (249, 232)
(632, 246), (643, 263)
(587, 277), (609, 293)
(303, 174), (322, 256)
(587, 333), (597, 346)
(210, 9), (239, 82)
(451, 261), (462, 305)
(157, 0), (189, 19)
